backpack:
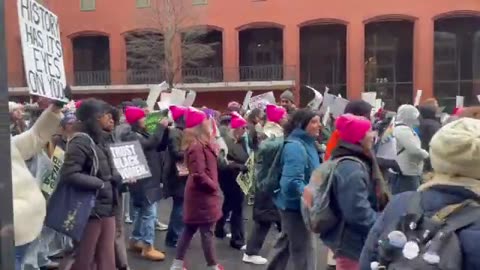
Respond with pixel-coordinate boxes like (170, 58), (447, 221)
(372, 192), (480, 270)
(256, 137), (308, 195)
(300, 156), (366, 235)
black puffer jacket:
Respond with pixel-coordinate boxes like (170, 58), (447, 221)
(122, 125), (169, 207)
(60, 134), (119, 218)
(162, 127), (186, 198)
(418, 105), (441, 171)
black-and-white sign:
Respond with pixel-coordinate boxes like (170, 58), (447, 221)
(110, 141), (151, 181)
(18, 0), (67, 101)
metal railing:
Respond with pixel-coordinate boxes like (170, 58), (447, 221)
(182, 67), (223, 83)
(364, 81), (413, 110)
(75, 70), (111, 86)
(127, 69), (166, 84)
(239, 65), (286, 81)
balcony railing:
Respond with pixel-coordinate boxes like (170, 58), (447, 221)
(75, 70), (111, 86)
(8, 65), (297, 88)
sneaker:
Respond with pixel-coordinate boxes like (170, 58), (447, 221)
(156, 220), (168, 231)
(226, 233), (232, 239)
(207, 264), (224, 270)
(170, 259), (187, 270)
(240, 245), (247, 251)
(128, 240), (144, 253)
(125, 217), (133, 224)
(242, 254), (268, 265)
(141, 245), (166, 261)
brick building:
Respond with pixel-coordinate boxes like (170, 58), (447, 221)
(6, 0), (480, 109)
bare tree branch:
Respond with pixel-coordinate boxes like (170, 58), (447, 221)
(126, 0), (218, 87)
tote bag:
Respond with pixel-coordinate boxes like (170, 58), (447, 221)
(45, 133), (99, 242)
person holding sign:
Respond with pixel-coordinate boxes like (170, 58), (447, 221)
(169, 107), (224, 270)
(56, 98), (119, 270)
(121, 106), (169, 262)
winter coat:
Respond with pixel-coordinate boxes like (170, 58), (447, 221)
(121, 125), (168, 207)
(418, 105), (441, 172)
(360, 181), (480, 270)
(162, 127), (186, 198)
(218, 135), (249, 203)
(394, 106), (429, 176)
(321, 142), (379, 261)
(12, 106), (61, 246)
(60, 132), (119, 218)
(273, 128), (321, 211)
(252, 124), (283, 223)
(183, 141), (223, 224)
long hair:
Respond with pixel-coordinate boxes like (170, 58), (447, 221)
(75, 98), (110, 143)
(181, 124), (212, 151)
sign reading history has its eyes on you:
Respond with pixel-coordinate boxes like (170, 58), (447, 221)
(109, 141), (152, 181)
(17, 0), (67, 101)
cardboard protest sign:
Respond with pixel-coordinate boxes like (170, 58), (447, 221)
(306, 85), (323, 110)
(145, 110), (168, 134)
(110, 141), (151, 181)
(249, 92), (276, 110)
(235, 154), (255, 195)
(18, 0), (67, 101)
(183, 90), (197, 107)
(414, 90), (423, 106)
(477, 95), (480, 103)
(319, 93), (336, 114)
(41, 146), (65, 196)
(456, 96), (464, 108)
(242, 91), (253, 111)
(146, 81), (168, 111)
(361, 92), (377, 107)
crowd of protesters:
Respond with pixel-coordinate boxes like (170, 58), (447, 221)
(8, 86), (480, 270)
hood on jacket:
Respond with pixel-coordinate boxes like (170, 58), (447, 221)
(396, 104), (420, 127)
(418, 105), (437, 120)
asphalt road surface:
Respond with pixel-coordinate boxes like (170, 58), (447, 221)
(127, 198), (328, 270)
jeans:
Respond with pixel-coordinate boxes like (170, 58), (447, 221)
(266, 210), (317, 270)
(15, 243), (30, 270)
(165, 196), (184, 247)
(131, 203), (157, 245)
(389, 173), (421, 195)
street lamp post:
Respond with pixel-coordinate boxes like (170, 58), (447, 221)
(0, 0), (16, 269)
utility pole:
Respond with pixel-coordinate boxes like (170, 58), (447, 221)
(0, 0), (16, 268)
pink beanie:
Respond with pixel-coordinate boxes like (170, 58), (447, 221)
(230, 113), (248, 129)
(125, 106), (146, 124)
(335, 114), (372, 144)
(169, 105), (187, 121)
(266, 104), (287, 123)
(75, 100), (83, 109)
(185, 107), (207, 128)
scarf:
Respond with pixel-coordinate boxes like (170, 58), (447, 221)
(419, 173), (480, 196)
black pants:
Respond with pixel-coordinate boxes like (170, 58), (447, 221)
(215, 192), (245, 248)
(246, 220), (271, 255)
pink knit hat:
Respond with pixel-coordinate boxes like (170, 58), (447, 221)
(266, 104), (287, 124)
(125, 106), (146, 124)
(335, 114), (372, 144)
(169, 105), (187, 121)
(185, 107), (207, 128)
(230, 112), (248, 129)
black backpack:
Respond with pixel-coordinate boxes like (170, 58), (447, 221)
(373, 192), (480, 270)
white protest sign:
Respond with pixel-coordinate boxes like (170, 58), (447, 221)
(18, 0), (66, 101)
(242, 91), (253, 111)
(249, 91), (276, 110)
(306, 85), (323, 110)
(361, 92), (377, 107)
(477, 95), (480, 103)
(320, 93), (336, 114)
(110, 141), (152, 180)
(322, 106), (330, 126)
(157, 92), (171, 110)
(183, 90), (197, 107)
(456, 96), (464, 108)
(414, 90), (423, 106)
(331, 97), (350, 118)
(146, 81), (168, 111)
(171, 88), (186, 105)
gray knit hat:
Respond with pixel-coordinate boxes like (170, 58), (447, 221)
(280, 89), (294, 103)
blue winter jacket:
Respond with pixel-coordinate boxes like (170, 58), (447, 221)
(273, 128), (321, 211)
(360, 186), (480, 270)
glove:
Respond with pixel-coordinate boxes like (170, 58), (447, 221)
(53, 85), (73, 108)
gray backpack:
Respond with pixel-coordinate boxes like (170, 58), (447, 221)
(374, 192), (480, 270)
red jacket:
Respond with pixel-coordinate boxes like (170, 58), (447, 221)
(183, 141), (223, 224)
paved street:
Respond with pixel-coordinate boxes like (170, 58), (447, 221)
(128, 198), (328, 270)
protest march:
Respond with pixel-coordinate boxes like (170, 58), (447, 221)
(5, 1), (480, 270)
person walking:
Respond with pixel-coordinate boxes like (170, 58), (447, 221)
(169, 107), (224, 270)
(122, 106), (169, 261)
(266, 109), (321, 270)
